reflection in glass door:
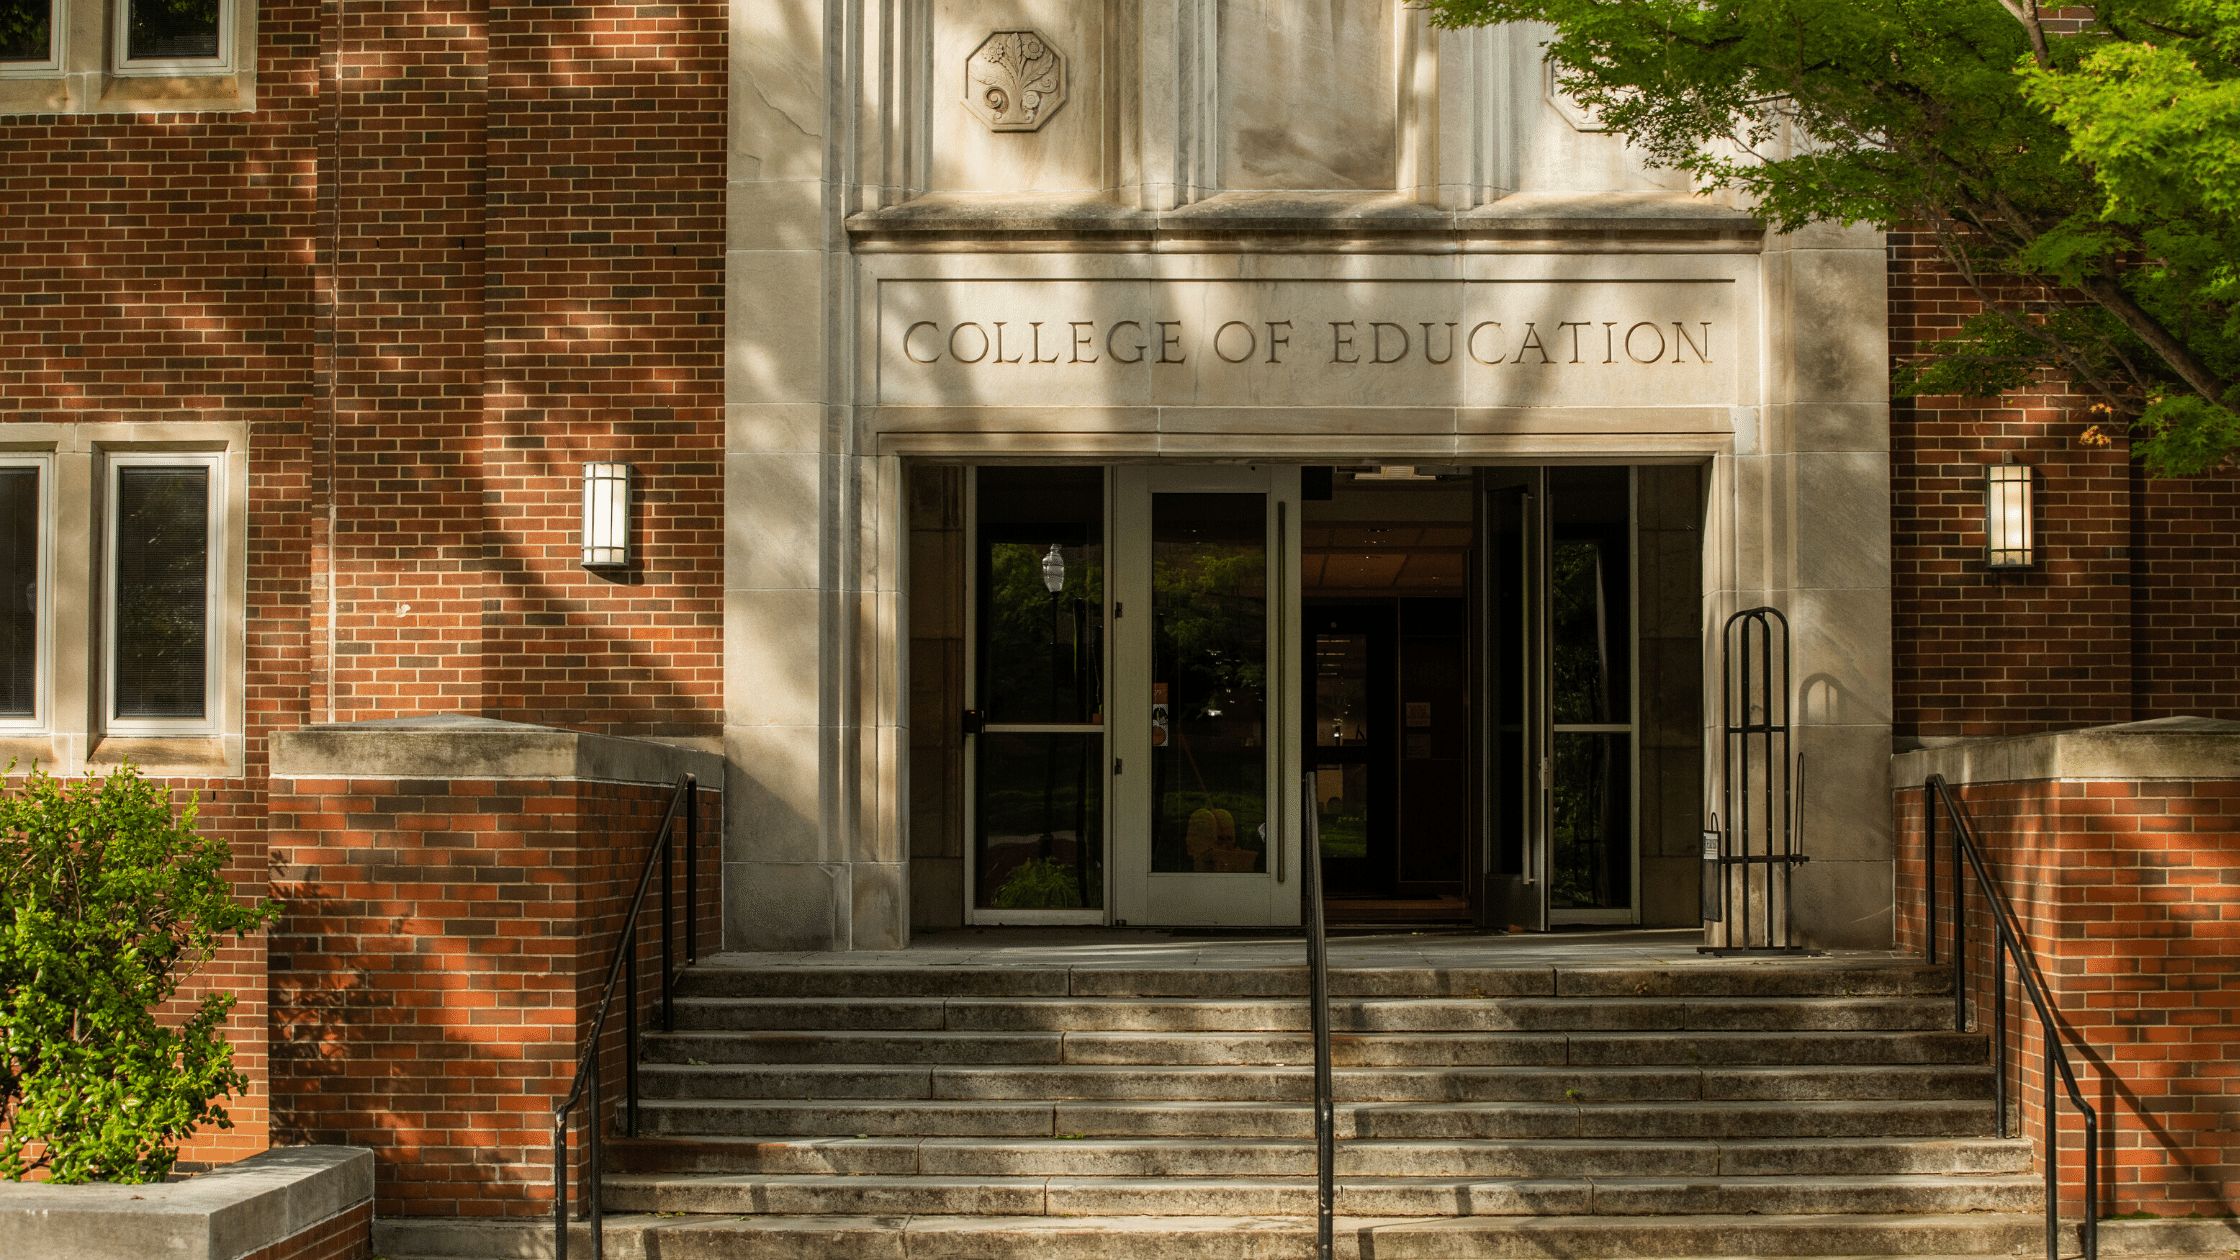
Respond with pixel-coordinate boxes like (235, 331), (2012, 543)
(967, 467), (1107, 922)
(1113, 466), (1300, 927)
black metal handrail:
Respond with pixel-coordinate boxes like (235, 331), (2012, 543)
(1301, 773), (1334, 1260)
(1922, 773), (2097, 1260)
(551, 773), (700, 1260)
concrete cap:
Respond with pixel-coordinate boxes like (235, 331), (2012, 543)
(1893, 716), (2240, 786)
(0, 1145), (372, 1260)
(270, 714), (724, 787)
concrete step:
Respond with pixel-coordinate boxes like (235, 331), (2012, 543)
(601, 1135), (2035, 1179)
(635, 1097), (2000, 1141)
(601, 1171), (2043, 1218)
(642, 1028), (1988, 1068)
(634, 1062), (1994, 1104)
(379, 1211), (2048, 1259)
(673, 963), (1954, 1001)
(671, 995), (1959, 1034)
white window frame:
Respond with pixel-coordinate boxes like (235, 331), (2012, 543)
(102, 451), (225, 736)
(111, 0), (233, 75)
(0, 454), (54, 733)
(0, 0), (65, 75)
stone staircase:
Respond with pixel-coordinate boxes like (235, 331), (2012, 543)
(381, 957), (2051, 1259)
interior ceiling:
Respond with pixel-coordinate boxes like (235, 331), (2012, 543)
(1302, 479), (1475, 592)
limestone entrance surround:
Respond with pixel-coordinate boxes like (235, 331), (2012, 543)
(727, 0), (1892, 952)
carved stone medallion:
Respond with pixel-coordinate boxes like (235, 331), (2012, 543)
(964, 30), (1066, 132)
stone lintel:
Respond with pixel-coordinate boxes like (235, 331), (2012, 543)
(1893, 717), (2240, 787)
(270, 714), (725, 787)
(0, 1145), (371, 1260)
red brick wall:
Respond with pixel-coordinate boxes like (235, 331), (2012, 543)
(241, 1200), (374, 1260)
(267, 774), (720, 1217)
(322, 0), (727, 737)
(1896, 778), (2240, 1217)
(1889, 232), (2240, 739)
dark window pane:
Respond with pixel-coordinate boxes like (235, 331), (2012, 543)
(0, 468), (36, 718)
(976, 467), (1105, 725)
(974, 731), (1103, 910)
(1551, 732), (1632, 910)
(0, 0), (51, 62)
(114, 466), (209, 721)
(126, 0), (219, 60)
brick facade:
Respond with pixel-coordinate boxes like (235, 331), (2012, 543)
(1888, 231), (2240, 739)
(240, 1200), (375, 1260)
(1897, 774), (2240, 1218)
(267, 774), (720, 1217)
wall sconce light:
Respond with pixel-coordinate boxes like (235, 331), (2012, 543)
(1041, 543), (1066, 594)
(581, 462), (632, 568)
(1984, 460), (2034, 570)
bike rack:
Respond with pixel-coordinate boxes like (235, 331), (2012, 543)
(1700, 606), (1813, 954)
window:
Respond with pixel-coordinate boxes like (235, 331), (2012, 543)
(115, 0), (228, 73)
(0, 456), (50, 731)
(104, 454), (223, 733)
(0, 0), (63, 73)
(0, 0), (249, 112)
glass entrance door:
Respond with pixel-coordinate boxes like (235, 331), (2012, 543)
(1111, 466), (1302, 927)
(1484, 467), (1640, 929)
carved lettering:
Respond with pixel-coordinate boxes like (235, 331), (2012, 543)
(1155, 321), (1186, 364)
(1672, 321), (1712, 363)
(1370, 322), (1409, 364)
(1421, 322), (1457, 365)
(1467, 321), (1504, 365)
(1265, 320), (1291, 364)
(949, 322), (990, 364)
(1558, 321), (1591, 364)
(1029, 322), (1061, 363)
(1069, 321), (1098, 363)
(1330, 321), (1359, 364)
(903, 320), (941, 364)
(1513, 322), (1553, 365)
(992, 321), (1023, 364)
(1213, 321), (1256, 364)
(1603, 322), (1617, 364)
(1108, 321), (1146, 364)
(1624, 321), (1665, 364)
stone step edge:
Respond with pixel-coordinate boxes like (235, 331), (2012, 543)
(373, 1210), (2054, 1260)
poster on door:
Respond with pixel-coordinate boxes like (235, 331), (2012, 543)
(1150, 682), (1169, 747)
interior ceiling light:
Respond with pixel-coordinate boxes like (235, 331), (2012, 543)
(1353, 465), (1436, 481)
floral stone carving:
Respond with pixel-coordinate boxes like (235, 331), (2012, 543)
(965, 30), (1066, 132)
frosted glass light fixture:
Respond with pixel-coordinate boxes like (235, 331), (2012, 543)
(581, 462), (632, 568)
(1041, 543), (1066, 594)
(1984, 461), (2034, 570)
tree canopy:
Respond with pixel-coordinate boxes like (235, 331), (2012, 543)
(1423, 0), (2240, 476)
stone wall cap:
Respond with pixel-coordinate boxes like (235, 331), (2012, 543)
(848, 188), (1765, 240)
(1893, 716), (2240, 786)
(0, 1145), (371, 1260)
(271, 714), (725, 786)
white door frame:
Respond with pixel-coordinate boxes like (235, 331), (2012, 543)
(1111, 464), (1303, 928)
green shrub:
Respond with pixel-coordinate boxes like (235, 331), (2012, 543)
(0, 763), (276, 1183)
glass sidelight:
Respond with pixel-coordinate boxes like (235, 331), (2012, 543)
(969, 467), (1106, 916)
(1485, 467), (1639, 928)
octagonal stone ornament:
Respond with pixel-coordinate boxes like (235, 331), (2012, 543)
(965, 30), (1066, 132)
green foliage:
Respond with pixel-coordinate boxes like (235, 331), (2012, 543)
(1423, 0), (2240, 474)
(991, 857), (1084, 909)
(0, 763), (276, 1183)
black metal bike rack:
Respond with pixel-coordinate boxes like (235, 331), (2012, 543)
(1701, 606), (1812, 954)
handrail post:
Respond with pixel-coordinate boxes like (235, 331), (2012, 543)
(1925, 783), (1938, 965)
(587, 1052), (603, 1259)
(684, 777), (699, 965)
(1302, 773), (1333, 1260)
(552, 1109), (569, 1260)
(660, 787), (676, 1035)
(1994, 936), (2008, 1139)
(1951, 784), (1967, 1034)
(624, 893), (640, 1141)
(2045, 1041), (2058, 1260)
